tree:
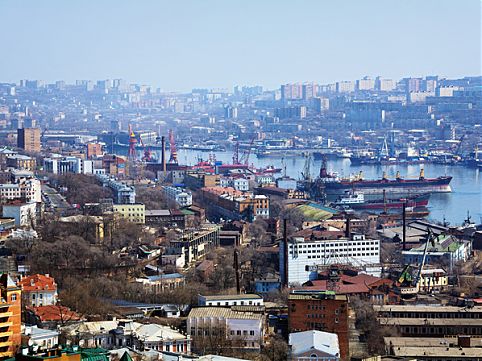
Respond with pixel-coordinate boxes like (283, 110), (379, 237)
(352, 297), (399, 355)
(135, 186), (172, 210)
(260, 336), (289, 361)
(281, 207), (306, 230)
(53, 174), (113, 205)
(248, 218), (269, 246)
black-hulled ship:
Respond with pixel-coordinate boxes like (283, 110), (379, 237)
(321, 168), (452, 196)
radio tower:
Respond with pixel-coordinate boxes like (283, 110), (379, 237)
(168, 129), (178, 163)
(127, 124), (137, 161)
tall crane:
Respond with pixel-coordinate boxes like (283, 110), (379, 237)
(399, 228), (436, 296)
(301, 153), (313, 182)
(240, 136), (256, 165)
(168, 129), (178, 164)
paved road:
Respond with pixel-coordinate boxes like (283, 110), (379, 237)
(41, 184), (71, 211)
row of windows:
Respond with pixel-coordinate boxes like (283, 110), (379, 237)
(307, 305), (325, 310)
(307, 314), (325, 319)
(207, 300), (260, 306)
(381, 312), (482, 319)
(297, 247), (378, 253)
(191, 328), (255, 337)
(291, 241), (378, 249)
(230, 330), (256, 336)
(307, 252), (378, 259)
(402, 326), (482, 335)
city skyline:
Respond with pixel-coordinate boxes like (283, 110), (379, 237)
(0, 0), (480, 91)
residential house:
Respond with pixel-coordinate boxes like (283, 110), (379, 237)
(187, 307), (264, 352)
(62, 319), (190, 354)
(19, 274), (58, 307)
(135, 273), (185, 293)
(198, 294), (264, 307)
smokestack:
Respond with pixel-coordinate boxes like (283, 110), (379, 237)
(161, 136), (166, 172)
(402, 202), (407, 250)
(345, 213), (351, 239)
(234, 249), (241, 294)
(283, 218), (289, 288)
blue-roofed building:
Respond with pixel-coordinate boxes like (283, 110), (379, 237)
(135, 273), (185, 293)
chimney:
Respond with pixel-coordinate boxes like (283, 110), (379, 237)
(345, 213), (351, 239)
(161, 136), (166, 172)
(234, 249), (241, 294)
(458, 335), (471, 348)
(283, 218), (289, 288)
(402, 201), (406, 250)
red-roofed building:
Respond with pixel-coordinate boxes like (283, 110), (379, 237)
(19, 274), (57, 307)
(25, 305), (82, 329)
(301, 268), (398, 305)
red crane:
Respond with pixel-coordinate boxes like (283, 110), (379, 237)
(240, 135), (256, 165)
(168, 129), (178, 163)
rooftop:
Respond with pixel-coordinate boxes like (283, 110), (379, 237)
(289, 330), (340, 356)
(188, 307), (264, 321)
(201, 293), (262, 301)
(19, 274), (57, 292)
(374, 304), (482, 313)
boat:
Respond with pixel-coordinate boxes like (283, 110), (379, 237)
(256, 165), (282, 174)
(332, 191), (430, 210)
(321, 169), (452, 196)
(349, 155), (427, 166)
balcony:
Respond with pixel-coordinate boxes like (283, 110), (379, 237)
(0, 351), (13, 358)
(0, 331), (12, 338)
(0, 312), (12, 318)
(0, 341), (12, 348)
(0, 322), (12, 329)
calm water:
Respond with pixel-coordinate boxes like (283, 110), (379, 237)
(162, 149), (482, 226)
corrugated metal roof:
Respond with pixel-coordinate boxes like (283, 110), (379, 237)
(188, 307), (264, 320)
(202, 294), (262, 301)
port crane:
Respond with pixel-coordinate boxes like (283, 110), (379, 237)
(239, 136), (256, 166)
(398, 228), (436, 296)
(300, 153), (313, 182)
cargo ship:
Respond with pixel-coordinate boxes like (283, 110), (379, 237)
(321, 169), (452, 196)
(349, 155), (427, 166)
(332, 191), (430, 210)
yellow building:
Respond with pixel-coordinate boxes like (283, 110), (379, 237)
(418, 268), (448, 293)
(0, 274), (22, 358)
(113, 204), (145, 224)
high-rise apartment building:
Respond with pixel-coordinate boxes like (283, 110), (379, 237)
(336, 81), (356, 93)
(281, 83), (303, 100)
(357, 77), (376, 91)
(17, 128), (41, 153)
(0, 274), (22, 358)
(302, 83), (318, 100)
(375, 77), (396, 91)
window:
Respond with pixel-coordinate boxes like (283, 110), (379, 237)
(237, 330), (241, 336)
(250, 330), (255, 336)
(11, 294), (17, 301)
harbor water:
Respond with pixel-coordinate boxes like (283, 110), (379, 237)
(146, 147), (482, 226)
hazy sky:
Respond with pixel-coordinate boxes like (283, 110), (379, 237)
(0, 0), (480, 91)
